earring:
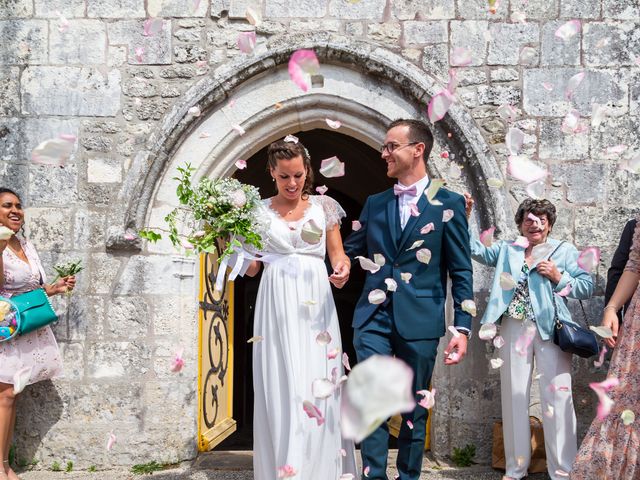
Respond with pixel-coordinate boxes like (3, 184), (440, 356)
(272, 178), (275, 182)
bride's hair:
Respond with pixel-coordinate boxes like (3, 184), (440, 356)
(267, 139), (314, 199)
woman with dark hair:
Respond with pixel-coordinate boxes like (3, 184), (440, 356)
(244, 138), (356, 479)
(0, 188), (75, 480)
(465, 195), (594, 480)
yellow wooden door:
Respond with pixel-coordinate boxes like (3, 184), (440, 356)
(197, 251), (236, 451)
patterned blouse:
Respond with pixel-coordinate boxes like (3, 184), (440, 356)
(506, 262), (536, 322)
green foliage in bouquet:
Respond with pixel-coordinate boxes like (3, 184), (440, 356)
(139, 164), (264, 259)
(51, 260), (84, 283)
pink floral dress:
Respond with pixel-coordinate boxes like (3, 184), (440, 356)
(571, 215), (640, 479)
(0, 237), (63, 386)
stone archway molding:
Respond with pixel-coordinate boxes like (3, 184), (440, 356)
(107, 34), (510, 251)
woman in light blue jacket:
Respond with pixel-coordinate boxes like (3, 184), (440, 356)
(465, 196), (594, 480)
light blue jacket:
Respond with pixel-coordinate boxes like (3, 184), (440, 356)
(470, 236), (595, 340)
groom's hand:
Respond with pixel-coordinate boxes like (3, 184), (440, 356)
(329, 260), (350, 289)
(443, 334), (468, 365)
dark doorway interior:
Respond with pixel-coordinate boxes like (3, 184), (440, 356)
(218, 128), (392, 449)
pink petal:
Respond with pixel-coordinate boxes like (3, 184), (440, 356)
(342, 352), (352, 372)
(446, 68), (459, 95)
(384, 278), (398, 292)
(288, 49), (320, 92)
(409, 202), (420, 217)
(507, 156), (547, 183)
(57, 13), (69, 33)
(442, 209), (454, 222)
(355, 256), (381, 274)
(232, 124), (246, 136)
(451, 47), (472, 66)
(496, 104), (517, 123)
(490, 358), (504, 369)
(237, 31), (256, 54)
(364, 466), (370, 477)
(302, 400), (325, 426)
(106, 431), (117, 451)
(235, 159), (247, 169)
(555, 20), (581, 42)
(493, 335), (505, 348)
(577, 247), (600, 272)
(31, 135), (76, 167)
(590, 325), (614, 339)
(506, 127), (525, 155)
(400, 272), (412, 284)
(315, 185), (328, 195)
(593, 345), (608, 368)
(12, 366), (32, 394)
(527, 212), (542, 229)
(352, 220), (362, 231)
(407, 420), (414, 429)
(446, 352), (460, 362)
(134, 46), (144, 63)
(325, 118), (342, 129)
(515, 325), (537, 356)
(284, 134), (298, 143)
(277, 464), (297, 478)
(541, 82), (554, 91)
(143, 18), (164, 37)
(480, 227), (495, 247)
(487, 177), (504, 188)
(427, 90), (455, 123)
(328, 348), (340, 360)
(589, 377), (620, 420)
(319, 156), (345, 178)
(420, 222), (435, 234)
(199, 132), (210, 138)
(316, 331), (332, 345)
(619, 152), (640, 174)
(555, 470), (570, 478)
(247, 335), (264, 343)
(170, 349), (185, 372)
(557, 284), (573, 297)
(512, 236), (529, 248)
(565, 71), (586, 100)
(605, 144), (627, 158)
(417, 388), (436, 409)
(440, 151), (450, 159)
(416, 248), (432, 264)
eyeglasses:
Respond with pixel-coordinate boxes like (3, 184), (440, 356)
(523, 217), (548, 225)
(379, 142), (419, 154)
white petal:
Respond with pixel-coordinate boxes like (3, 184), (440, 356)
(373, 253), (386, 267)
(499, 272), (517, 290)
(316, 331), (332, 346)
(384, 278), (398, 292)
(479, 323), (498, 341)
(319, 156), (345, 178)
(490, 358), (504, 369)
(367, 289), (386, 305)
(407, 240), (424, 251)
(416, 248), (432, 264)
(13, 366), (33, 394)
(442, 209), (454, 222)
(493, 335), (505, 348)
(356, 256), (381, 274)
(400, 272), (412, 284)
(301, 219), (323, 244)
(589, 326), (613, 339)
(312, 378), (336, 399)
(461, 299), (477, 317)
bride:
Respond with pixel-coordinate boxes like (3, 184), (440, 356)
(245, 137), (357, 479)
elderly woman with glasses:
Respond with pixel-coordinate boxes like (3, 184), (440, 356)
(465, 196), (594, 480)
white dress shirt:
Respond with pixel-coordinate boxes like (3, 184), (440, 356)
(397, 175), (430, 229)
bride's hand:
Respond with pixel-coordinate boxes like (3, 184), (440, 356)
(329, 260), (350, 289)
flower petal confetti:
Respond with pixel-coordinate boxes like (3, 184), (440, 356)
(461, 299), (477, 317)
(315, 185), (328, 195)
(490, 358), (504, 369)
(368, 289), (386, 305)
(409, 202), (420, 217)
(513, 236), (529, 249)
(565, 71), (586, 100)
(420, 223), (435, 235)
(589, 326), (614, 339)
(451, 47), (472, 66)
(374, 254), (386, 266)
(13, 366), (32, 395)
(541, 82), (554, 91)
(384, 278), (398, 292)
(479, 323), (498, 341)
(519, 46), (537, 65)
(500, 272), (517, 290)
(288, 49), (320, 92)
(284, 134), (298, 143)
(363, 466), (370, 477)
(341, 355), (415, 442)
(235, 159), (247, 169)
(493, 335), (505, 348)
(427, 90), (455, 123)
(57, 12), (69, 33)
(301, 219), (323, 244)
(496, 104), (517, 123)
(232, 124), (246, 136)
(448, 163), (462, 180)
(237, 31), (257, 54)
(277, 464), (297, 478)
(319, 156), (345, 178)
(352, 220), (362, 231)
(312, 378), (336, 399)
(407, 420), (414, 430)
(589, 377), (620, 420)
(316, 331), (332, 346)
(356, 256), (381, 274)
(480, 227), (495, 247)
(526, 180), (546, 199)
(328, 348), (340, 359)
(577, 247), (600, 272)
(134, 46), (144, 63)
(247, 335), (264, 343)
(407, 240), (424, 251)
(621, 410), (635, 426)
(400, 272), (412, 284)
(245, 6), (262, 26)
(170, 348), (185, 372)
(303, 400), (325, 426)
(325, 118), (341, 129)
(507, 156), (547, 183)
(143, 18), (164, 37)
(425, 179), (446, 205)
(557, 284), (573, 297)
(442, 209), (454, 222)
(555, 20), (581, 42)
(506, 127), (525, 155)
(187, 105), (201, 117)
(417, 388), (436, 409)
(594, 345), (608, 368)
(0, 226), (13, 241)
(416, 248), (432, 264)
(106, 431), (117, 451)
(31, 135), (76, 167)
(342, 352), (351, 372)
(515, 323), (537, 356)
(487, 177), (504, 188)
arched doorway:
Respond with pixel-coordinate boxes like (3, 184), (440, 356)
(220, 128), (390, 449)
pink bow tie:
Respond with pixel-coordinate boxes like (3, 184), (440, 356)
(394, 184), (417, 196)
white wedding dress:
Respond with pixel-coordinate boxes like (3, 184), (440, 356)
(252, 195), (357, 480)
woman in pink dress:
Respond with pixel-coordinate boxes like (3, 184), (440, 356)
(0, 188), (76, 480)
(571, 214), (640, 479)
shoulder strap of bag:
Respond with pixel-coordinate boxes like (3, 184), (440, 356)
(548, 241), (590, 327)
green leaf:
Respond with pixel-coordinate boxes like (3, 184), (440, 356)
(138, 229), (162, 243)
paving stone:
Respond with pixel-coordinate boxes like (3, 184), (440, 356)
(583, 21), (640, 67)
(0, 67), (20, 116)
(22, 67), (121, 116)
(487, 23), (539, 65)
(451, 21), (488, 66)
(403, 21), (447, 45)
(328, 0), (386, 21)
(107, 19), (173, 65)
(87, 0), (145, 18)
(266, 0), (328, 17)
(49, 20), (107, 65)
(392, 0), (454, 20)
(0, 20), (48, 64)
(541, 20), (581, 66)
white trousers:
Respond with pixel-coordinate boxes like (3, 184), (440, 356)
(499, 316), (577, 480)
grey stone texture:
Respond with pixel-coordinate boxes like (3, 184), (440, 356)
(3, 0), (639, 471)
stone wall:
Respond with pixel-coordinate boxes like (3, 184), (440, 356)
(0, 0), (638, 470)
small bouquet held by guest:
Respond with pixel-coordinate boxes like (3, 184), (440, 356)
(52, 259), (84, 295)
(0, 298), (19, 342)
(139, 164), (266, 289)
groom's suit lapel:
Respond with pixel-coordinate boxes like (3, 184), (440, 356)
(397, 181), (430, 253)
(386, 191), (400, 250)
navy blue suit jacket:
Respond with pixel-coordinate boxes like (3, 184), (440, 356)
(344, 183), (474, 340)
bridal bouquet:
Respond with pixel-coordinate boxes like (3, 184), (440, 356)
(140, 164), (265, 261)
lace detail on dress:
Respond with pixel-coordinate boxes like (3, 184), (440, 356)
(313, 195), (346, 230)
(624, 214), (640, 274)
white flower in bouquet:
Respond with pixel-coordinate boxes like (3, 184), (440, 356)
(229, 189), (247, 208)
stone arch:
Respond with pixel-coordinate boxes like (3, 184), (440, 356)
(107, 36), (511, 251)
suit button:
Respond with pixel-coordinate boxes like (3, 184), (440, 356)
(394, 263), (399, 267)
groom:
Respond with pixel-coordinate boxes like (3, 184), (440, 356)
(344, 119), (474, 480)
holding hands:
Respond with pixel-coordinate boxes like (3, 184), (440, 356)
(329, 259), (350, 289)
(444, 333), (468, 365)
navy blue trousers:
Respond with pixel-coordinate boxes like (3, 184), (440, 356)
(353, 303), (439, 480)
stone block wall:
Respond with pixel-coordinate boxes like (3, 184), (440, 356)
(0, 0), (638, 470)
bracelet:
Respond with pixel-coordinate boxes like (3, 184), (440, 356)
(604, 305), (619, 312)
